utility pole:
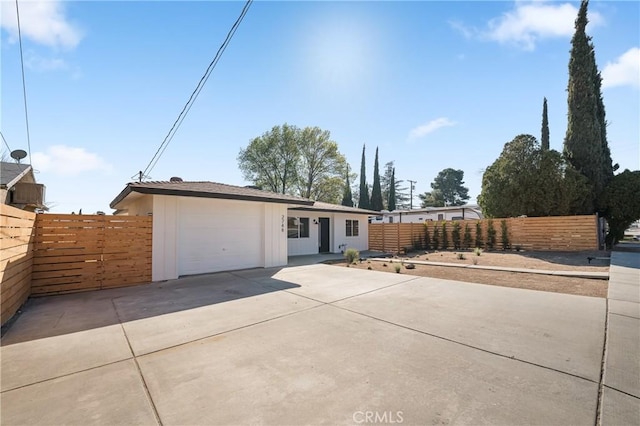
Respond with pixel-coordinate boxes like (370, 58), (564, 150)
(408, 179), (416, 210)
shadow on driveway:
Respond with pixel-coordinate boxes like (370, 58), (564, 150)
(1, 267), (299, 345)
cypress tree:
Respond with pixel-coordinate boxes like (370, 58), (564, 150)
(563, 0), (612, 213)
(541, 97), (550, 151)
(358, 145), (370, 209)
(341, 165), (354, 207)
(370, 147), (384, 211)
(388, 168), (397, 211)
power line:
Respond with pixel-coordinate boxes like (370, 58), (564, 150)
(15, 0), (33, 165)
(140, 0), (253, 180)
(0, 131), (12, 153)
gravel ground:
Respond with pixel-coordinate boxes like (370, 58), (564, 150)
(332, 250), (610, 298)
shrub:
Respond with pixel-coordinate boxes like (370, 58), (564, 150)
(394, 264), (401, 273)
(473, 247), (483, 256)
(515, 245), (522, 252)
(486, 219), (496, 250)
(463, 223), (472, 249)
(500, 219), (510, 251)
(367, 266), (372, 270)
(423, 224), (432, 250)
(472, 258), (478, 265)
(382, 263), (388, 267)
(441, 222), (448, 250)
(344, 248), (359, 264)
(475, 222), (483, 248)
(432, 225), (440, 250)
(451, 221), (461, 250)
(457, 253), (466, 260)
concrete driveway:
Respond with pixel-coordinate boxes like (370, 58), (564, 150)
(1, 263), (610, 425)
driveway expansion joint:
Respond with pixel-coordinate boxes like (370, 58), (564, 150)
(333, 305), (601, 386)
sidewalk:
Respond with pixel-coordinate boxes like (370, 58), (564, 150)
(599, 246), (640, 425)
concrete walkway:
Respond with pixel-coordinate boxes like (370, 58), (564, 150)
(599, 247), (640, 425)
(0, 263), (614, 425)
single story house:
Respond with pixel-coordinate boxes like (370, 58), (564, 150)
(110, 181), (375, 281)
(0, 161), (46, 212)
(370, 205), (483, 224)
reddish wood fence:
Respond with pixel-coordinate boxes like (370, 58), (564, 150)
(32, 214), (152, 295)
(369, 215), (599, 253)
(1, 211), (152, 325)
(1, 205), (36, 325)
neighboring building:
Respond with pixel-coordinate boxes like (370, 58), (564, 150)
(0, 161), (46, 212)
(370, 205), (483, 224)
(110, 181), (375, 281)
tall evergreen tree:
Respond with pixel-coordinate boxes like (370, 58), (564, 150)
(358, 145), (370, 209)
(563, 0), (613, 213)
(541, 97), (550, 151)
(388, 168), (397, 211)
(341, 165), (354, 207)
(370, 147), (384, 211)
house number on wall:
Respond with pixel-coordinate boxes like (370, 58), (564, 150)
(281, 215), (285, 232)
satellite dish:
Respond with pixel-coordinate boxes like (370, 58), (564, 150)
(10, 149), (27, 163)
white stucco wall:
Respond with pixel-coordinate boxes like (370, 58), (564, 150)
(150, 195), (288, 281)
(333, 213), (369, 253)
(287, 212), (370, 256)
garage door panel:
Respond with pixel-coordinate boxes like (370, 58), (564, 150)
(177, 199), (263, 276)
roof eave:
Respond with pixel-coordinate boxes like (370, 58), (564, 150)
(5, 165), (33, 189)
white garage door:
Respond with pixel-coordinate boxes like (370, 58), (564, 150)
(177, 198), (263, 276)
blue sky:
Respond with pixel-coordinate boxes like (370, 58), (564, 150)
(1, 0), (638, 213)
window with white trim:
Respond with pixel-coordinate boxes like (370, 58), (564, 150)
(287, 217), (309, 238)
(346, 219), (359, 237)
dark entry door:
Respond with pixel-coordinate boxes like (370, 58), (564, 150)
(319, 218), (330, 253)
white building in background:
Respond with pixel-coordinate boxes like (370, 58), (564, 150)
(370, 205), (484, 224)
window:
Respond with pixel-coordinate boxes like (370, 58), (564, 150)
(346, 219), (359, 237)
(287, 217), (309, 238)
(389, 217), (394, 223)
(437, 214), (444, 221)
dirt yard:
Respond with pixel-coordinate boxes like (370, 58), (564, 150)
(332, 250), (610, 298)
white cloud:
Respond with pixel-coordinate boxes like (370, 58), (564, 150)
(451, 1), (604, 51)
(602, 47), (640, 89)
(31, 145), (112, 176)
(25, 50), (67, 71)
(408, 118), (456, 141)
(0, 0), (83, 49)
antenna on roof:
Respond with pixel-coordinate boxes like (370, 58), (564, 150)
(10, 149), (27, 163)
(131, 171), (151, 182)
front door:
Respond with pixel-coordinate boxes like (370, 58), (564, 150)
(319, 217), (330, 253)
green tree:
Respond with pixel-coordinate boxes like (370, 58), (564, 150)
(238, 123), (299, 194)
(381, 161), (409, 210)
(419, 190), (445, 208)
(500, 220), (510, 250)
(601, 170), (640, 246)
(478, 134), (589, 218)
(463, 223), (472, 249)
(370, 147), (384, 211)
(358, 145), (370, 209)
(432, 225), (440, 250)
(475, 222), (483, 248)
(341, 165), (354, 207)
(541, 97), (550, 151)
(441, 222), (448, 250)
(486, 219), (496, 250)
(423, 224), (431, 250)
(296, 126), (348, 203)
(429, 168), (470, 206)
(563, 0), (613, 213)
(451, 221), (461, 250)
(388, 168), (397, 211)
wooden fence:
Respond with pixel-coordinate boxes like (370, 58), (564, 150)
(369, 215), (599, 253)
(32, 214), (152, 295)
(1, 205), (36, 325)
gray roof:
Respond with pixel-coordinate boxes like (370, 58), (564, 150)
(110, 181), (315, 209)
(0, 162), (31, 188)
(290, 201), (378, 215)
